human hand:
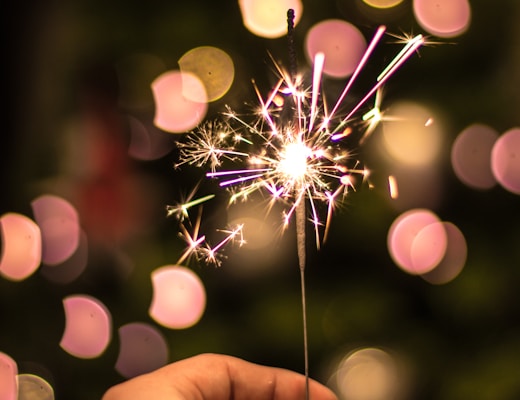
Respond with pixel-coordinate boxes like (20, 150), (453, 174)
(102, 353), (338, 400)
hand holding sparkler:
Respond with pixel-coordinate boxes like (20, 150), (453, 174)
(102, 353), (338, 400)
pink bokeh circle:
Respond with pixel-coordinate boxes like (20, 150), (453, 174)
(451, 123), (498, 190)
(413, 0), (471, 38)
(0, 352), (18, 400)
(238, 0), (303, 39)
(149, 265), (206, 329)
(305, 19), (367, 78)
(491, 127), (520, 195)
(421, 222), (467, 284)
(31, 194), (81, 266)
(387, 209), (446, 275)
(0, 212), (42, 281)
(151, 70), (208, 133)
(410, 221), (448, 274)
(60, 294), (112, 359)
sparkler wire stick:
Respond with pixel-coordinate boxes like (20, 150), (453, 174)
(297, 198), (309, 400)
(287, 9), (310, 400)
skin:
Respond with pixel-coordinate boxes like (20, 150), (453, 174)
(103, 353), (338, 400)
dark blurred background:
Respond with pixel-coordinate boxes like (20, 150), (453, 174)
(2, 1), (520, 399)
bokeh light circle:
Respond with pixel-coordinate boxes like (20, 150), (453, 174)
(0, 212), (42, 281)
(17, 374), (54, 400)
(238, 0), (303, 39)
(151, 70), (208, 133)
(491, 127), (520, 195)
(334, 348), (401, 400)
(451, 123), (498, 190)
(305, 19), (367, 78)
(228, 216), (273, 250)
(31, 194), (81, 266)
(40, 229), (88, 284)
(421, 222), (467, 284)
(0, 352), (18, 400)
(60, 294), (112, 359)
(381, 101), (443, 166)
(115, 322), (169, 378)
(387, 209), (444, 274)
(126, 115), (175, 161)
(362, 0), (404, 8)
(149, 265), (206, 329)
(178, 46), (234, 102)
(413, 0), (471, 38)
(410, 221), (448, 274)
(225, 202), (289, 277)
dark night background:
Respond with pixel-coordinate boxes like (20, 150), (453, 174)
(2, 1), (520, 399)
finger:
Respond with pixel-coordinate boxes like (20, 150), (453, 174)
(219, 354), (338, 400)
(103, 353), (338, 400)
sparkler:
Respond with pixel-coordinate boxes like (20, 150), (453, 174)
(174, 10), (424, 399)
